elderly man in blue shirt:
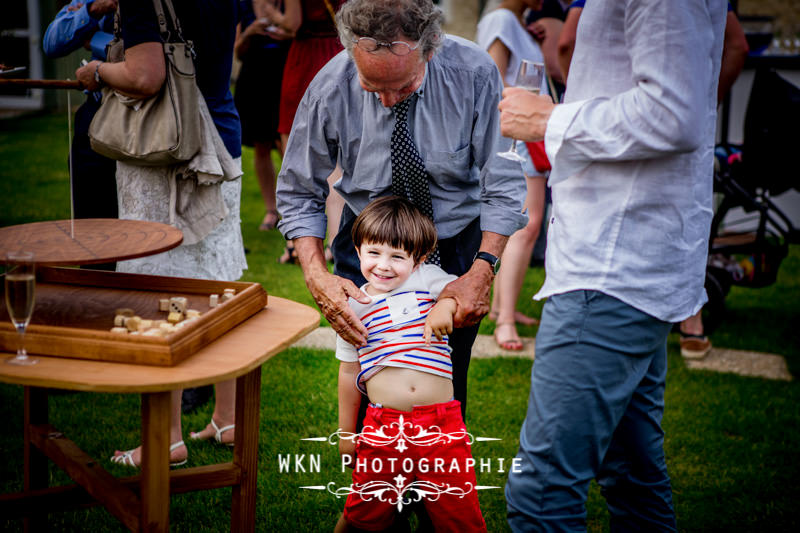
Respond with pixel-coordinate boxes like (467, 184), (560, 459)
(276, 0), (527, 417)
(43, 0), (118, 270)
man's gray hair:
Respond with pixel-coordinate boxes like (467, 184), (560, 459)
(337, 0), (445, 58)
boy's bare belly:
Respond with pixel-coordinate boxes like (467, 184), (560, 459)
(365, 366), (454, 412)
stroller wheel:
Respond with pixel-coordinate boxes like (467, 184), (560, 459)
(702, 268), (729, 334)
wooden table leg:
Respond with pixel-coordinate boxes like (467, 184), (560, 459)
(231, 367), (262, 533)
(23, 386), (48, 533)
(140, 391), (171, 532)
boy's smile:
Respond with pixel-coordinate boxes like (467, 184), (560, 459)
(356, 241), (419, 295)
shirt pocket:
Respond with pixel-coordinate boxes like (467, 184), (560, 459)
(424, 145), (472, 189)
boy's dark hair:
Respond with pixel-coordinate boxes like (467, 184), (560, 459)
(351, 196), (437, 264)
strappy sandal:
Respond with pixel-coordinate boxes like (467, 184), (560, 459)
(110, 441), (188, 468)
(488, 310), (539, 326)
(259, 209), (280, 231)
(189, 419), (235, 447)
(494, 322), (524, 351)
(679, 332), (711, 359)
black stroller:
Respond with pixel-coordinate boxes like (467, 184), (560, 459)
(703, 67), (800, 330)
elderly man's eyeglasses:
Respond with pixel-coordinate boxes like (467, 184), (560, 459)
(352, 37), (420, 56)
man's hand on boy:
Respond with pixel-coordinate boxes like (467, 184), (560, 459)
(424, 298), (457, 344)
(294, 237), (370, 347)
(439, 232), (508, 327)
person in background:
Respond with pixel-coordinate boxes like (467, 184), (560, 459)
(524, 0), (570, 93)
(43, 0), (118, 271)
(679, 2), (749, 359)
(555, 0), (582, 81)
(477, 0), (549, 351)
(234, 0), (291, 232)
(76, 0), (245, 467)
(498, 0), (726, 529)
(261, 0), (346, 265)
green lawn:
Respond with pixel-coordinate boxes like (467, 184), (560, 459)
(1, 111), (799, 531)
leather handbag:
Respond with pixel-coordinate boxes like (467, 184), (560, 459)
(89, 0), (201, 166)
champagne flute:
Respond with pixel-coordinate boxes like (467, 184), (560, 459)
(497, 60), (546, 163)
(4, 251), (37, 365)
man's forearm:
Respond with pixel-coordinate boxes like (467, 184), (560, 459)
(478, 231), (509, 257)
(294, 236), (328, 282)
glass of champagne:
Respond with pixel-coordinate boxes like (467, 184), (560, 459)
(4, 251), (37, 365)
(497, 60), (546, 163)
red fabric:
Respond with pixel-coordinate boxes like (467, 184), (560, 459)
(277, 0), (345, 134)
(277, 35), (343, 133)
(343, 400), (487, 532)
(526, 140), (551, 172)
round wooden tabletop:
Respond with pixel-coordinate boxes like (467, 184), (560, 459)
(0, 219), (183, 266)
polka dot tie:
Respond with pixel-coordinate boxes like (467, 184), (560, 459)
(390, 96), (441, 265)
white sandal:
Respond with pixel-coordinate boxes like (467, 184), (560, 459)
(110, 441), (188, 468)
(189, 419), (234, 447)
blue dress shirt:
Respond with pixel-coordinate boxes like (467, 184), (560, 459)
(43, 0), (114, 61)
(276, 35), (528, 242)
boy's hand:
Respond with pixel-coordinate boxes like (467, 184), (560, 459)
(423, 298), (456, 344)
(339, 438), (356, 467)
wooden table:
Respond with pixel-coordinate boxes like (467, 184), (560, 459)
(0, 297), (319, 532)
(0, 218), (183, 266)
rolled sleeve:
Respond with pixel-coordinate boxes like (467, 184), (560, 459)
(89, 30), (113, 59)
(276, 94), (337, 241)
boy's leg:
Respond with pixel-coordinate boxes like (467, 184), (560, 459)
(342, 406), (401, 531)
(415, 402), (487, 533)
(505, 290), (675, 532)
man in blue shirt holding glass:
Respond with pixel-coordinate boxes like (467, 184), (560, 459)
(43, 0), (118, 269)
(276, 0), (527, 417)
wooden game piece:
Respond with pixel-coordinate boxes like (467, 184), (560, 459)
(159, 299), (170, 312)
(223, 288), (236, 295)
(186, 309), (201, 319)
(110, 327), (128, 334)
(138, 319), (154, 331)
(209, 294), (219, 307)
(167, 311), (183, 324)
(169, 297), (188, 314)
(114, 315), (126, 327)
(221, 293), (234, 303)
(125, 316), (142, 332)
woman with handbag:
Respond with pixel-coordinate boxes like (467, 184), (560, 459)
(75, 0), (246, 467)
(477, 0), (550, 351)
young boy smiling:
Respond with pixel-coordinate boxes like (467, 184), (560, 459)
(335, 196), (487, 532)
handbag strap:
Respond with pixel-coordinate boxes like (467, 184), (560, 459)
(152, 0), (187, 45)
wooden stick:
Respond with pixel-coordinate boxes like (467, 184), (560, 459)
(0, 79), (83, 90)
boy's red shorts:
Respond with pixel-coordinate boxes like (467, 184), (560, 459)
(343, 400), (487, 532)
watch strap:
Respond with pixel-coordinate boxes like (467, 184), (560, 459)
(474, 251), (500, 274)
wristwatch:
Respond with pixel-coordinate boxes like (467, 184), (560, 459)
(473, 251), (501, 274)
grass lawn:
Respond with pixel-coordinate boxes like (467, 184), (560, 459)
(1, 111), (799, 531)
